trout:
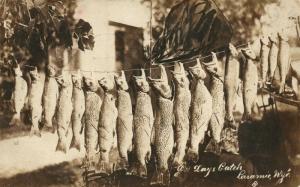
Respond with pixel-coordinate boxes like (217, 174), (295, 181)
(97, 75), (118, 174)
(241, 47), (258, 121)
(129, 69), (153, 178)
(260, 36), (270, 87)
(206, 52), (225, 143)
(42, 65), (58, 132)
(28, 67), (45, 137)
(55, 72), (73, 153)
(149, 65), (174, 186)
(224, 43), (240, 127)
(268, 35), (279, 80)
(70, 72), (85, 151)
(171, 62), (191, 167)
(115, 71), (133, 170)
(186, 59), (213, 162)
(277, 31), (291, 93)
(10, 65), (28, 126)
(83, 76), (102, 170)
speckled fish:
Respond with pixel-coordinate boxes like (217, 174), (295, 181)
(129, 69), (153, 178)
(149, 65), (174, 186)
(114, 71), (133, 170)
(42, 65), (58, 132)
(206, 52), (225, 143)
(241, 47), (258, 121)
(268, 35), (279, 80)
(277, 31), (291, 93)
(97, 75), (118, 175)
(224, 43), (240, 127)
(186, 59), (213, 162)
(28, 67), (45, 137)
(55, 71), (73, 153)
(10, 65), (28, 126)
(83, 76), (102, 170)
(259, 36), (270, 87)
(171, 62), (191, 167)
(70, 72), (85, 151)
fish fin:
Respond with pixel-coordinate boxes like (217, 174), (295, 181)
(95, 161), (111, 176)
(150, 169), (170, 186)
(30, 127), (41, 137)
(9, 113), (22, 126)
(56, 139), (67, 153)
(69, 136), (81, 151)
(185, 149), (198, 163)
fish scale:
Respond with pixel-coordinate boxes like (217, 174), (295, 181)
(43, 75), (58, 130)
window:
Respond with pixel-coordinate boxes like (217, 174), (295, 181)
(115, 30), (125, 63)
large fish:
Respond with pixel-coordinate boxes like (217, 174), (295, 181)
(259, 36), (270, 87)
(70, 72), (85, 151)
(28, 67), (45, 137)
(10, 65), (28, 126)
(97, 75), (118, 175)
(206, 52), (225, 143)
(224, 43), (240, 127)
(149, 65), (174, 186)
(129, 69), (153, 178)
(186, 59), (213, 162)
(241, 47), (258, 121)
(42, 65), (58, 132)
(55, 71), (73, 153)
(83, 76), (102, 170)
(268, 35), (279, 80)
(114, 71), (133, 170)
(171, 62), (191, 167)
(277, 31), (291, 93)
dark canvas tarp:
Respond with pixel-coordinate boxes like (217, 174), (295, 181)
(152, 0), (233, 63)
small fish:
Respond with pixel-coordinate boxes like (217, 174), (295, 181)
(224, 43), (240, 127)
(10, 65), (28, 126)
(70, 72), (85, 151)
(268, 35), (279, 80)
(83, 76), (102, 170)
(55, 72), (73, 153)
(171, 62), (191, 167)
(114, 71), (133, 171)
(277, 31), (291, 93)
(241, 46), (258, 121)
(129, 69), (154, 178)
(149, 65), (174, 186)
(206, 52), (225, 144)
(42, 65), (58, 132)
(186, 59), (213, 162)
(259, 36), (270, 87)
(28, 67), (45, 137)
(97, 75), (118, 175)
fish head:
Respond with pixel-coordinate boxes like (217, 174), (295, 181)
(148, 78), (172, 99)
(204, 52), (223, 77)
(98, 75), (115, 92)
(188, 59), (207, 80)
(46, 65), (57, 77)
(228, 43), (238, 57)
(72, 73), (83, 89)
(55, 72), (72, 88)
(171, 62), (189, 87)
(83, 76), (98, 92)
(241, 46), (256, 60)
(133, 69), (150, 92)
(260, 36), (269, 46)
(115, 71), (129, 91)
(13, 65), (23, 77)
(278, 31), (289, 42)
(268, 34), (278, 44)
(29, 67), (39, 82)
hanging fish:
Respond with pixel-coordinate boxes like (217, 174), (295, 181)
(114, 71), (133, 171)
(83, 75), (102, 170)
(268, 35), (279, 81)
(241, 47), (258, 121)
(10, 65), (28, 126)
(97, 75), (118, 175)
(171, 62), (191, 167)
(149, 65), (174, 186)
(206, 52), (225, 144)
(55, 71), (73, 153)
(277, 31), (291, 93)
(28, 67), (45, 137)
(70, 72), (85, 151)
(224, 43), (240, 127)
(42, 65), (58, 132)
(260, 36), (270, 87)
(186, 59), (212, 162)
(129, 69), (154, 178)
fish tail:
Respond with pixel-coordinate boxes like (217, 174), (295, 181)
(115, 157), (129, 172)
(96, 160), (111, 175)
(150, 168), (171, 186)
(9, 112), (22, 126)
(185, 148), (199, 163)
(56, 138), (67, 153)
(30, 126), (41, 137)
(128, 162), (147, 178)
(69, 135), (81, 151)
